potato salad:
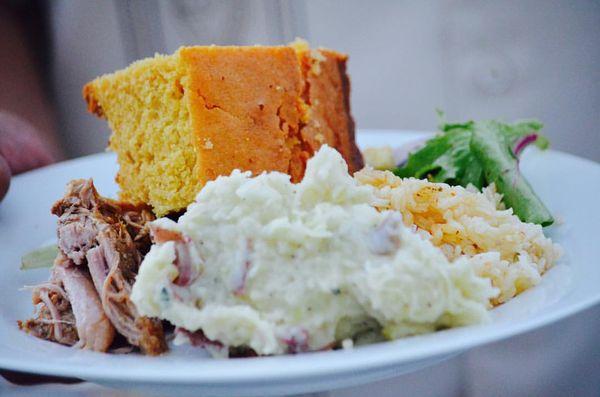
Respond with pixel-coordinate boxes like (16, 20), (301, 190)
(131, 146), (497, 356)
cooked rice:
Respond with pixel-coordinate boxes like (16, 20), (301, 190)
(355, 169), (562, 305)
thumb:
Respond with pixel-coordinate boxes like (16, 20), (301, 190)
(0, 154), (11, 202)
(0, 111), (56, 174)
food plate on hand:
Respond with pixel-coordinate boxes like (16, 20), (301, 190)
(0, 130), (598, 397)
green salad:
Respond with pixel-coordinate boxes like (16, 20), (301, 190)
(394, 115), (554, 226)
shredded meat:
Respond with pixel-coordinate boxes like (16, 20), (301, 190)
(20, 179), (167, 355)
(53, 256), (115, 351)
(50, 179), (166, 355)
(18, 278), (79, 347)
(19, 254), (115, 351)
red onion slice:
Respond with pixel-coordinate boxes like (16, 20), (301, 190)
(513, 133), (538, 157)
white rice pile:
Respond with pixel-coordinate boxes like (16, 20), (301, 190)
(355, 169), (562, 305)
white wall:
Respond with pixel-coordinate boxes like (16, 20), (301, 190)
(303, 0), (600, 161)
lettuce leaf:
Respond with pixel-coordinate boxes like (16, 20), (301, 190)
(470, 122), (554, 226)
(394, 127), (485, 188)
(21, 244), (58, 270)
(394, 117), (554, 226)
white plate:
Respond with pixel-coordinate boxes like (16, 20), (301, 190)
(0, 130), (598, 397)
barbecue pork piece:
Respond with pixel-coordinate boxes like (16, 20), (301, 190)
(20, 179), (167, 355)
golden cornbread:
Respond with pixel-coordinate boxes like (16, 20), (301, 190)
(84, 42), (363, 215)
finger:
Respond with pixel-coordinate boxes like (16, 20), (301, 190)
(0, 111), (57, 174)
(0, 154), (10, 202)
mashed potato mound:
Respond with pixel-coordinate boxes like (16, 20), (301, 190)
(354, 169), (562, 304)
(132, 146), (496, 355)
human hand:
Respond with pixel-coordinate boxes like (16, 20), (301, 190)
(0, 155), (9, 201)
(0, 111), (66, 382)
(0, 111), (57, 201)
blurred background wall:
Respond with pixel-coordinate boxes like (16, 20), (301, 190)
(46, 0), (599, 160)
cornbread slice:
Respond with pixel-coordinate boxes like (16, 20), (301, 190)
(84, 42), (363, 215)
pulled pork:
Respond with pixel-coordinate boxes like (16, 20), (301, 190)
(20, 179), (166, 355)
(19, 254), (115, 351)
(18, 275), (79, 347)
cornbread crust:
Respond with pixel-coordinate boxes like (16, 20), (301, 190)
(84, 44), (363, 215)
(295, 48), (363, 174)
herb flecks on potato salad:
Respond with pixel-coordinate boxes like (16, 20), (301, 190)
(131, 146), (560, 356)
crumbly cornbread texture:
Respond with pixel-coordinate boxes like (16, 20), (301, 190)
(84, 42), (362, 215)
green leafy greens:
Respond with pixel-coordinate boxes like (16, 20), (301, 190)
(21, 244), (58, 270)
(394, 116), (554, 226)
